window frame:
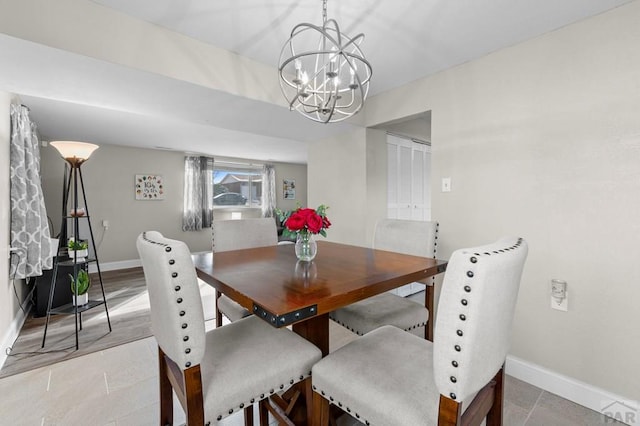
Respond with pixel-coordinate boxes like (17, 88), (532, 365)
(213, 162), (263, 209)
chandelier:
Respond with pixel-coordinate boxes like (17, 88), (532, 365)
(278, 0), (372, 123)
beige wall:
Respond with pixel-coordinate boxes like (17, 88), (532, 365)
(40, 144), (307, 264)
(308, 127), (387, 247)
(359, 2), (640, 400)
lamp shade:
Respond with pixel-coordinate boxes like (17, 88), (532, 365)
(50, 141), (99, 166)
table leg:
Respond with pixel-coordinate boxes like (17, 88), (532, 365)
(293, 313), (329, 356)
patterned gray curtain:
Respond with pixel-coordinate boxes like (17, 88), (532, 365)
(9, 104), (52, 279)
(182, 156), (214, 231)
(261, 164), (276, 217)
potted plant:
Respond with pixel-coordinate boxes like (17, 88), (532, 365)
(69, 269), (91, 305)
(67, 238), (88, 261)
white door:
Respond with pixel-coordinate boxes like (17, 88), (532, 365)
(387, 135), (431, 221)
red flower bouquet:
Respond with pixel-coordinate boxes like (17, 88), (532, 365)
(279, 205), (331, 239)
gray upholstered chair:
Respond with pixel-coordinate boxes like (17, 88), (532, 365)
(212, 218), (278, 327)
(312, 237), (528, 426)
(137, 231), (322, 425)
(330, 219), (438, 340)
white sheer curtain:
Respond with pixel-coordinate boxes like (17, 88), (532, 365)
(10, 104), (52, 279)
(261, 164), (276, 218)
(182, 156), (214, 231)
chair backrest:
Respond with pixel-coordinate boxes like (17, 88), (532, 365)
(136, 231), (206, 370)
(433, 237), (527, 402)
(212, 218), (278, 252)
(373, 219), (438, 257)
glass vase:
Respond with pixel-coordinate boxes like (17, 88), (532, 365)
(295, 232), (317, 261)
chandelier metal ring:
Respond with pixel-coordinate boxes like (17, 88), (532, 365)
(278, 1), (372, 123)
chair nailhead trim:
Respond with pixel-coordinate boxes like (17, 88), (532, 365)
(165, 247), (171, 252)
(181, 323), (187, 329)
(229, 409), (233, 414)
(183, 336), (189, 341)
(174, 285), (181, 291)
(461, 299), (468, 306)
(185, 362), (191, 367)
(217, 415), (222, 421)
(179, 310), (185, 316)
(467, 271), (474, 277)
(239, 403), (244, 408)
(452, 360), (458, 367)
(171, 272), (178, 278)
(470, 256), (477, 263)
(459, 314), (466, 321)
(177, 297), (183, 303)
(455, 345), (461, 352)
(457, 330), (463, 336)
(450, 393), (457, 400)
(464, 285), (471, 292)
(450, 376), (457, 383)
(185, 348), (191, 354)
(169, 259), (175, 265)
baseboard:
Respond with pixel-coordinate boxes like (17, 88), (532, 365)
(0, 301), (31, 371)
(506, 355), (638, 425)
(89, 252), (210, 273)
(88, 258), (141, 273)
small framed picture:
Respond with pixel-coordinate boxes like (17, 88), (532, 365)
(283, 179), (296, 200)
(135, 174), (165, 200)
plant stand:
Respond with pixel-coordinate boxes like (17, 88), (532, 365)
(42, 161), (112, 350)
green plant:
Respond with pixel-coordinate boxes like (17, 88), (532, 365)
(69, 270), (91, 295)
(68, 239), (88, 251)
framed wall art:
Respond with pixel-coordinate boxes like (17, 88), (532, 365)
(283, 179), (296, 200)
(135, 174), (165, 200)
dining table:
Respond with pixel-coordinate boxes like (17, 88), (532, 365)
(193, 240), (447, 356)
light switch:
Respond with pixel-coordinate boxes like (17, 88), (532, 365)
(441, 177), (451, 192)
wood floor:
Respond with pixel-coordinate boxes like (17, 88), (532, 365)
(0, 267), (152, 378)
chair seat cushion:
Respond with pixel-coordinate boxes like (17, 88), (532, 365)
(330, 292), (427, 336)
(201, 315), (322, 422)
(312, 325), (441, 425)
(218, 294), (252, 322)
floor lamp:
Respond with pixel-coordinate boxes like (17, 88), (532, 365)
(42, 141), (112, 350)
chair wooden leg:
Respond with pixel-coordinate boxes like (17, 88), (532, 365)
(312, 390), (330, 426)
(183, 365), (205, 426)
(215, 290), (223, 328)
(425, 284), (435, 341)
(244, 405), (254, 426)
(303, 378), (314, 426)
(259, 399), (270, 426)
(438, 394), (463, 426)
(486, 367), (505, 426)
(158, 347), (173, 426)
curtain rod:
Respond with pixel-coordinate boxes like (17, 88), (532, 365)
(216, 160), (263, 168)
(386, 131), (431, 146)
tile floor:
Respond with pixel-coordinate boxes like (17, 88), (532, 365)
(0, 318), (620, 426)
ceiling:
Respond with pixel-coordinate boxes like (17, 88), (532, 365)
(0, 0), (633, 163)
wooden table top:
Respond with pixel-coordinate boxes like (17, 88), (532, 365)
(193, 241), (447, 328)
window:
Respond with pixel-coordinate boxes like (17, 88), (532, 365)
(213, 162), (263, 208)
